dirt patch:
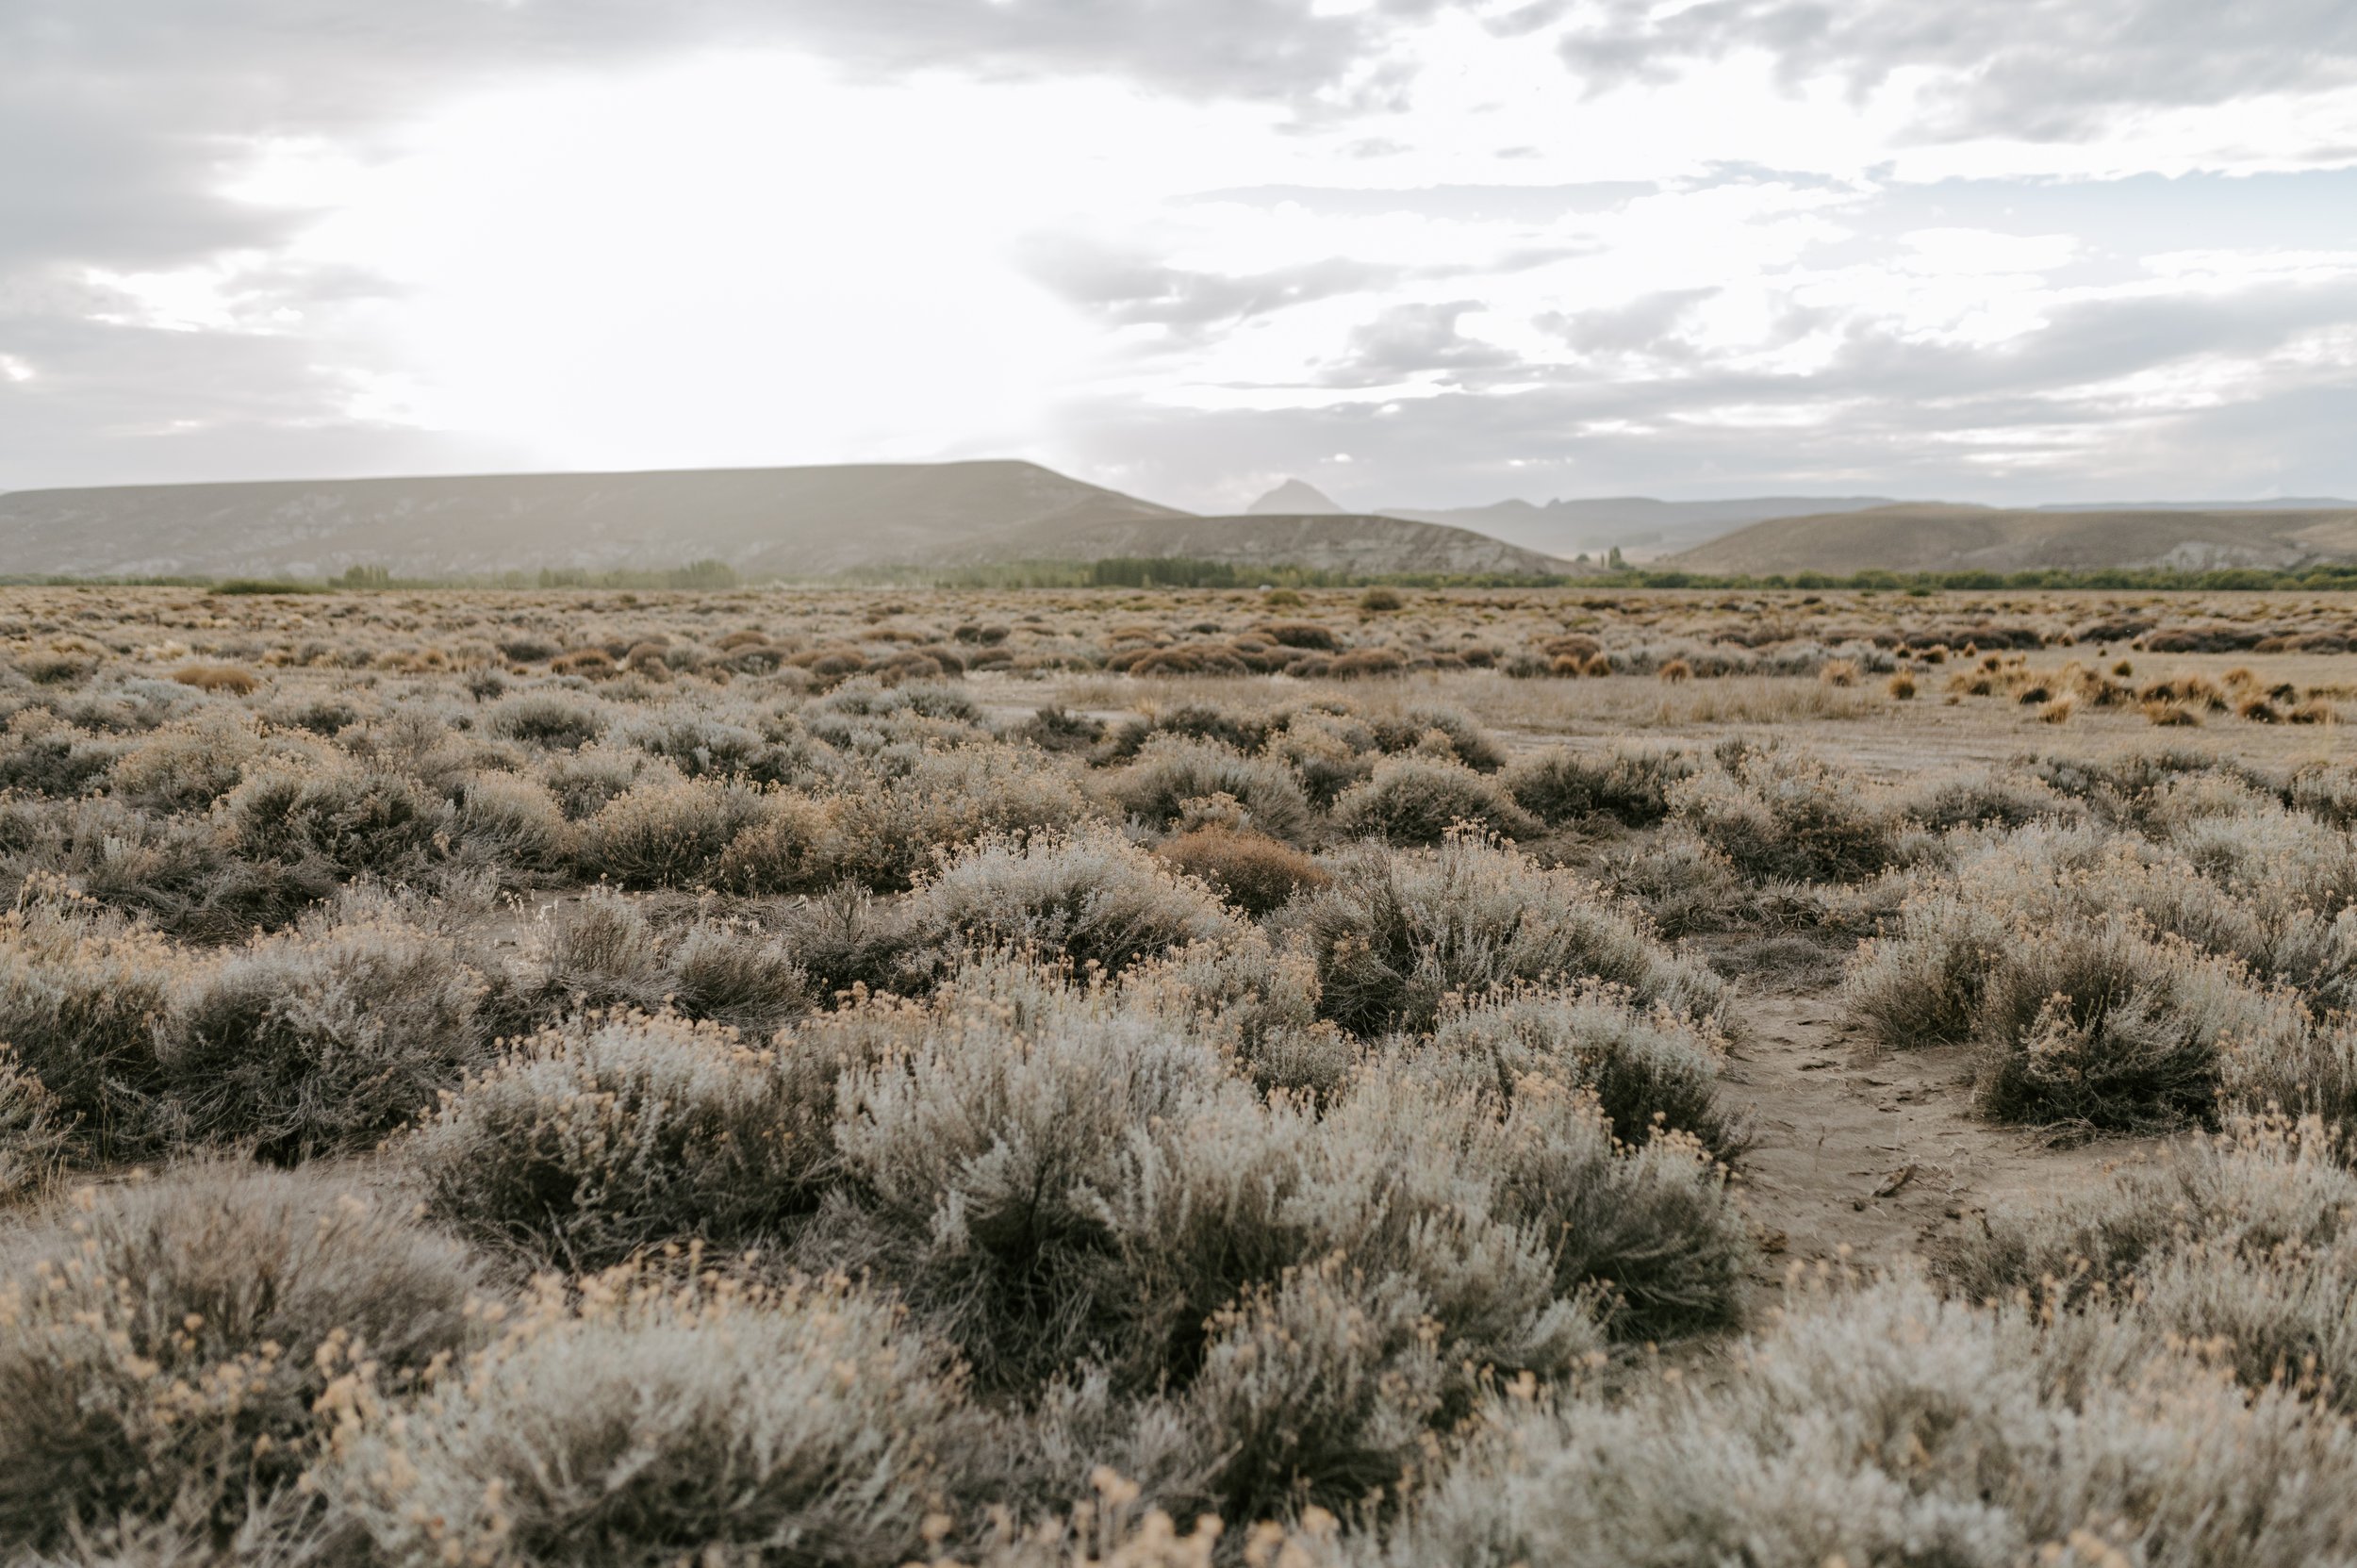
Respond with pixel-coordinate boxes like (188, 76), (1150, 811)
(1724, 991), (2159, 1296)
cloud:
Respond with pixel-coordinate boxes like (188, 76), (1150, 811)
(1327, 299), (1522, 383)
(5, 0), (2356, 503)
(1553, 0), (2357, 141)
(1019, 239), (1393, 336)
(1539, 288), (1718, 358)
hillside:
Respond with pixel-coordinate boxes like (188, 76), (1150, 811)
(964, 511), (1576, 576)
(1376, 495), (1898, 559)
(0, 462), (1187, 581)
(1669, 503), (2357, 576)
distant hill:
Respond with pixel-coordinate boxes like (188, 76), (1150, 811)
(965, 511), (1575, 577)
(1247, 479), (1345, 516)
(1668, 503), (2357, 576)
(0, 461), (1190, 580)
(1375, 496), (1897, 560)
(0, 461), (1574, 580)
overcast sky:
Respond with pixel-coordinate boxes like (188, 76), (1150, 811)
(6, 1), (2356, 510)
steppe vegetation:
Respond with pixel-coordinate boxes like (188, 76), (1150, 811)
(5, 580), (2357, 1565)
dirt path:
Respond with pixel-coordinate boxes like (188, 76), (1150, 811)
(1723, 991), (2156, 1294)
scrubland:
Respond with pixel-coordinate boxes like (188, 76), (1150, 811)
(4, 581), (2357, 1565)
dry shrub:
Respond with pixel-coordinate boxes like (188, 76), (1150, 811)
(1181, 1263), (1443, 1524)
(1504, 745), (1698, 828)
(1594, 828), (1749, 938)
(1287, 833), (1728, 1038)
(165, 911), (487, 1160)
(449, 767), (575, 875)
(824, 956), (1742, 1400)
(1887, 671), (1917, 699)
(549, 647), (617, 678)
(1657, 658), (1692, 684)
(223, 761), (449, 882)
(110, 714), (317, 816)
(542, 741), (674, 820)
(1408, 987), (1735, 1156)
(1330, 756), (1540, 845)
(484, 689), (610, 749)
(1970, 919), (2298, 1130)
(0, 885), (182, 1162)
(1385, 1274), (2357, 1568)
(1670, 748), (1915, 883)
(1154, 826), (1328, 916)
(1327, 648), (1408, 679)
(1367, 706), (1507, 772)
(574, 774), (770, 888)
(1106, 736), (1314, 846)
(410, 1012), (852, 1267)
(899, 829), (1244, 981)
(1818, 658), (1858, 687)
(824, 744), (1096, 893)
(0, 1165), (478, 1550)
(706, 789), (837, 896)
(169, 662), (258, 696)
(328, 1270), (979, 1568)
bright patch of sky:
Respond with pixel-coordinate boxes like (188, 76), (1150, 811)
(4, 0), (2355, 507)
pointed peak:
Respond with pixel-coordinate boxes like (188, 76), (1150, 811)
(1246, 478), (1345, 516)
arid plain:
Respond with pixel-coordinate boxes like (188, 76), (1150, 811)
(7, 581), (2357, 1567)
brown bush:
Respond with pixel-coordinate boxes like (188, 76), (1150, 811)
(550, 647), (617, 678)
(171, 663), (258, 696)
(1156, 826), (1329, 915)
(1658, 658), (1692, 684)
(1327, 647), (1408, 679)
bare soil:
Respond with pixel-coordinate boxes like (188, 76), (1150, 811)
(1723, 988), (2157, 1297)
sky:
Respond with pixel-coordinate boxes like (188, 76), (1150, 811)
(5, 1), (2357, 512)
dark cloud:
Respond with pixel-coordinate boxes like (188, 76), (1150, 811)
(1553, 0), (2357, 140)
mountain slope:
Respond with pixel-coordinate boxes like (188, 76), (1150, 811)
(0, 461), (1187, 580)
(961, 511), (1576, 576)
(1375, 495), (1898, 559)
(1669, 503), (2357, 575)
